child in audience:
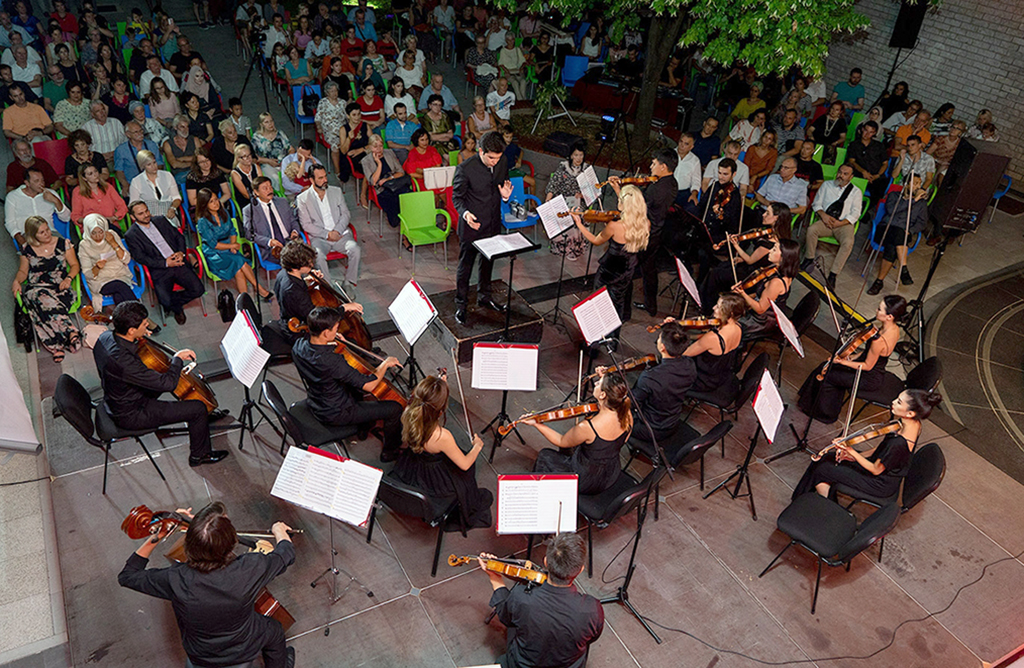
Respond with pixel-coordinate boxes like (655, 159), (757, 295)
(501, 125), (534, 192)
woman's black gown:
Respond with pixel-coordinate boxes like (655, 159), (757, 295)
(533, 419), (627, 495)
(791, 432), (912, 500)
(391, 447), (493, 530)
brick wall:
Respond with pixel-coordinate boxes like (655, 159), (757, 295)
(822, 0), (1023, 184)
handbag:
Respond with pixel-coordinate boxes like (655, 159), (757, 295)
(381, 173), (412, 193)
(217, 289), (237, 323)
(300, 85), (320, 117)
(13, 302), (33, 352)
(825, 184), (854, 220)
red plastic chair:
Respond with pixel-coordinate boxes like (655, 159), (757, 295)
(344, 154), (367, 208)
(141, 237), (207, 326)
(33, 138), (72, 177)
(366, 184), (385, 237)
(325, 222), (359, 268)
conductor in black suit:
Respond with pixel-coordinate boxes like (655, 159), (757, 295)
(452, 130), (514, 325)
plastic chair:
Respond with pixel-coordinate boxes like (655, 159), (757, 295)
(560, 55), (589, 89)
(32, 138), (72, 177)
(813, 176), (869, 248)
(862, 189), (922, 265)
(844, 111), (865, 148)
(324, 222), (360, 267)
(291, 84), (321, 140)
(398, 190), (452, 273)
(988, 174), (1012, 225)
(448, 149), (459, 166)
(812, 145), (847, 166)
(80, 259), (147, 308)
(141, 244), (208, 326)
(500, 176), (541, 241)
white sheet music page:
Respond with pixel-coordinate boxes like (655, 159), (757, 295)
(572, 287), (622, 345)
(497, 475), (578, 534)
(220, 310), (271, 389)
(472, 231), (532, 260)
(752, 369), (785, 443)
(388, 280), (436, 346)
(424, 165), (456, 190)
(675, 257), (702, 309)
(577, 166), (599, 206)
(471, 343), (539, 392)
(770, 302), (805, 358)
(270, 448), (383, 527)
(536, 194), (574, 240)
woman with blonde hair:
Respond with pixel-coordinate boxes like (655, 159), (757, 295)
(78, 213), (136, 311)
(230, 143), (260, 208)
(129, 149), (181, 225)
(391, 374), (492, 529)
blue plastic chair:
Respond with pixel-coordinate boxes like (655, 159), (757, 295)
(867, 196), (921, 255)
(500, 176), (541, 242)
(80, 259), (147, 308)
(51, 212), (70, 241)
(988, 174), (1012, 225)
(291, 84), (321, 140)
(561, 56), (589, 89)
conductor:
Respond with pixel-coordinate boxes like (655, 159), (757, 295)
(452, 130), (514, 325)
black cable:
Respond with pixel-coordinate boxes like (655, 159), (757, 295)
(0, 476), (50, 487)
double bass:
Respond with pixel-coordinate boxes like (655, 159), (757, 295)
(303, 272), (373, 351)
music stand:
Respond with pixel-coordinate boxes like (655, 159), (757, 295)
(388, 280), (437, 390)
(536, 196), (576, 328)
(220, 311), (275, 451)
(473, 343), (540, 462)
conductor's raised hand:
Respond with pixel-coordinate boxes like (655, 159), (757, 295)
(464, 211), (480, 230)
(499, 179), (513, 200)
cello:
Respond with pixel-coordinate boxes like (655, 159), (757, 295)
(302, 272), (373, 351)
(80, 305), (219, 413)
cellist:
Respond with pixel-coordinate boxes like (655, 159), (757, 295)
(291, 306), (404, 462)
(93, 301), (228, 468)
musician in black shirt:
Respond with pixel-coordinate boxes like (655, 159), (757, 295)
(480, 532), (604, 668)
(291, 306), (403, 461)
(118, 502), (296, 668)
(93, 301), (227, 467)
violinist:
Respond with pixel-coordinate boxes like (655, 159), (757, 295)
(291, 306), (404, 462)
(734, 238), (800, 345)
(118, 502), (297, 668)
(608, 149), (678, 317)
(570, 184), (650, 349)
(791, 389), (941, 500)
(528, 373), (631, 495)
(798, 295), (904, 424)
(479, 532), (603, 668)
(682, 292), (746, 395)
(691, 158), (742, 244)
(390, 374), (493, 528)
(93, 301), (228, 468)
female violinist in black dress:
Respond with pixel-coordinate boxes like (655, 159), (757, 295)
(798, 295), (905, 423)
(791, 388), (941, 500)
(733, 238), (800, 344)
(682, 292), (746, 395)
(528, 373), (632, 495)
(391, 374), (493, 529)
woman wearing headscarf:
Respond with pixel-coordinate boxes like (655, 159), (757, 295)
(78, 212), (136, 311)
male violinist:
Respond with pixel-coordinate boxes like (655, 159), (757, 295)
(479, 532), (604, 668)
(93, 301), (228, 467)
(291, 306), (404, 461)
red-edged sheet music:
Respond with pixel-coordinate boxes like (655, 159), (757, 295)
(388, 279), (437, 346)
(471, 342), (539, 392)
(497, 474), (578, 534)
(572, 287), (621, 345)
(271, 446), (383, 527)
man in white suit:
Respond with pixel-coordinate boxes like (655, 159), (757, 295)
(243, 176), (303, 264)
(295, 163), (361, 291)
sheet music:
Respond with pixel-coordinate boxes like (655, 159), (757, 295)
(572, 287), (621, 345)
(388, 280), (436, 346)
(471, 343), (539, 392)
(220, 310), (270, 389)
(771, 302), (805, 359)
(577, 166), (599, 206)
(497, 475), (578, 534)
(472, 232), (533, 260)
(271, 448), (383, 527)
(536, 194), (574, 240)
(752, 369), (785, 444)
(675, 257), (701, 309)
(424, 165), (456, 190)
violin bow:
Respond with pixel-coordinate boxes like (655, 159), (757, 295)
(450, 347), (473, 437)
(897, 166), (916, 295)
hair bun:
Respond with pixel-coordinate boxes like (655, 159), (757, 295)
(926, 391), (943, 407)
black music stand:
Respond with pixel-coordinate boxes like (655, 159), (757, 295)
(704, 424), (761, 520)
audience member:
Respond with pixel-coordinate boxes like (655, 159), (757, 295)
(755, 157), (807, 215)
(130, 149), (182, 225)
(775, 108), (805, 160)
(528, 32), (554, 81)
(162, 114), (204, 183)
(196, 188), (269, 298)
(360, 136), (412, 231)
(793, 139), (824, 191)
(41, 65), (68, 112)
(882, 99), (921, 139)
(2, 85), (52, 143)
(251, 112), (294, 191)
(894, 135), (936, 190)
(102, 77), (136, 124)
(703, 140), (750, 196)
(730, 82), (765, 122)
(830, 68), (865, 112)
(486, 77), (516, 127)
(866, 175), (929, 294)
(928, 120), (966, 185)
(384, 78), (416, 119)
(114, 121), (162, 190)
(878, 81), (910, 119)
(5, 167), (69, 246)
(744, 129), (778, 182)
(231, 144), (260, 209)
(395, 51), (426, 98)
(337, 102), (370, 191)
(691, 116), (721, 167)
(9, 45), (42, 96)
(63, 129), (109, 188)
(673, 133), (702, 206)
(78, 212), (136, 311)
(383, 103), (419, 161)
(465, 35), (499, 92)
(802, 163), (862, 286)
(418, 73), (461, 117)
(147, 78), (181, 127)
(280, 139), (321, 197)
(72, 163), (128, 229)
(929, 103), (956, 137)
(807, 101), (847, 159)
(893, 110), (932, 154)
(211, 118), (251, 174)
(356, 80), (385, 129)
(501, 125), (534, 191)
(243, 176), (303, 261)
(6, 139), (58, 193)
(185, 147), (231, 209)
(403, 128), (443, 191)
(498, 33), (528, 99)
(847, 121), (888, 201)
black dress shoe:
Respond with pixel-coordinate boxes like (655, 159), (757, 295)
(479, 299), (506, 313)
(633, 301), (657, 317)
(900, 267), (914, 285)
(826, 273), (837, 289)
(866, 278), (884, 295)
(174, 310), (187, 325)
(189, 450), (229, 467)
(455, 308), (467, 324)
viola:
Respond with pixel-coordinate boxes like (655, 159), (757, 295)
(816, 323), (878, 381)
(558, 208), (620, 224)
(80, 305), (219, 413)
(595, 175), (660, 189)
(646, 318), (722, 334)
(288, 318), (408, 408)
(712, 226), (777, 251)
(811, 420), (902, 461)
(734, 265), (778, 292)
(303, 272), (373, 351)
(582, 354), (657, 384)
(448, 554), (547, 585)
(497, 402), (600, 437)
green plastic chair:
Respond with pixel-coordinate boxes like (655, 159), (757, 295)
(814, 176), (869, 247)
(398, 190), (452, 274)
(812, 145), (847, 166)
(448, 150), (459, 166)
(845, 112), (865, 148)
(121, 46), (133, 73)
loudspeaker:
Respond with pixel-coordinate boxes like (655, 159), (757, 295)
(889, 0), (929, 49)
(929, 139), (1012, 233)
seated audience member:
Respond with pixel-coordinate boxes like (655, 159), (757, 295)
(383, 103), (419, 162)
(339, 26), (365, 67)
(355, 80), (385, 130)
(856, 106), (885, 140)
(124, 200), (204, 324)
(130, 149), (181, 225)
(927, 119), (966, 186)
(72, 163), (128, 229)
(893, 110), (932, 154)
(847, 121), (889, 201)
(734, 239), (800, 344)
(421, 94), (459, 152)
(361, 135), (411, 232)
(497, 33), (528, 100)
(881, 99), (921, 139)
(315, 81), (349, 176)
(894, 135), (936, 190)
(6, 139), (58, 193)
(793, 139), (824, 191)
(139, 54), (179, 97)
(692, 116), (721, 167)
(660, 54), (686, 89)
(280, 139), (321, 197)
(403, 128), (443, 191)
(674, 132), (702, 206)
(282, 45), (313, 86)
(304, 30), (330, 69)
(486, 77), (516, 128)
(802, 163), (863, 287)
(81, 100), (125, 163)
(5, 167), (70, 246)
(55, 44), (88, 86)
(775, 109), (805, 160)
(88, 63), (112, 103)
(879, 81), (910, 119)
(577, 24), (602, 60)
(64, 129), (109, 188)
(729, 82), (765, 122)
(528, 372), (632, 495)
(168, 36), (203, 82)
(11, 215), (82, 362)
(808, 101), (847, 161)
(744, 129), (778, 183)
(867, 175), (930, 294)
(338, 103), (370, 191)
(394, 50), (427, 99)
(180, 91), (214, 143)
(114, 121), (162, 191)
(292, 306), (403, 461)
(830, 67), (865, 112)
(251, 112), (294, 192)
(78, 212), (136, 311)
(466, 95), (497, 139)
(613, 44), (643, 82)
(161, 114), (204, 184)
(501, 125), (534, 191)
(384, 78), (417, 121)
(458, 133), (476, 164)
(418, 73), (461, 118)
(755, 158), (807, 215)
(3, 85), (53, 143)
(770, 88), (805, 127)
(728, 109), (766, 151)
(244, 176), (303, 262)
(296, 163), (362, 288)
(9, 45), (42, 97)
(966, 109), (997, 141)
(196, 188), (269, 299)
(930, 103), (956, 136)
(147, 79), (181, 129)
(528, 32), (555, 81)
(356, 60), (385, 96)
(0, 64), (37, 108)
(465, 35), (499, 93)
(211, 119), (251, 174)
(227, 98), (252, 136)
(186, 147), (230, 211)
(102, 76), (136, 124)
(126, 38), (155, 84)
(702, 141), (750, 196)
(52, 79), (90, 136)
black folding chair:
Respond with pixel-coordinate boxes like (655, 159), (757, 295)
(687, 353), (770, 457)
(850, 356), (942, 422)
(262, 380), (355, 456)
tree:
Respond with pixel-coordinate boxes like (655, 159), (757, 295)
(502, 0), (870, 159)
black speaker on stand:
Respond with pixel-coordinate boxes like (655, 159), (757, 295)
(880, 0), (930, 101)
(930, 138), (1012, 233)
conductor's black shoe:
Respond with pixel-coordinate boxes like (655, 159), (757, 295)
(867, 279), (884, 295)
(900, 267), (914, 285)
(285, 647), (295, 668)
(479, 298), (506, 313)
(174, 310), (187, 325)
(455, 308), (467, 324)
(209, 408), (231, 422)
(632, 301), (657, 317)
(189, 450), (229, 467)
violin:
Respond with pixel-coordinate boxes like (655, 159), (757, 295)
(734, 265), (778, 292)
(811, 420), (902, 461)
(595, 175), (660, 189)
(497, 402), (599, 437)
(448, 554), (547, 585)
(582, 354), (658, 385)
(558, 208), (620, 224)
(646, 318), (721, 333)
(303, 272), (373, 351)
(712, 226), (777, 251)
(816, 323), (878, 381)
(80, 305), (219, 413)
(288, 318), (408, 408)
(710, 181), (736, 220)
